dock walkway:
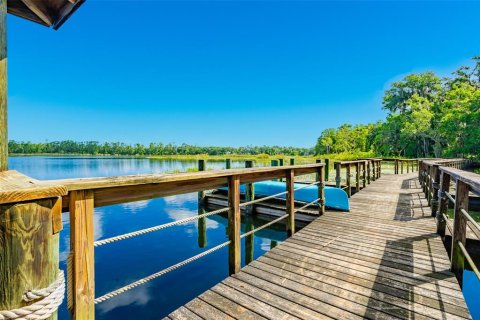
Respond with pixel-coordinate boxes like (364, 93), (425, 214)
(166, 173), (472, 320)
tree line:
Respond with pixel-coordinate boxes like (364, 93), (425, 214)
(8, 140), (315, 156)
(315, 57), (480, 158)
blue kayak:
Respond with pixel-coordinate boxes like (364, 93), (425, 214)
(220, 181), (349, 211)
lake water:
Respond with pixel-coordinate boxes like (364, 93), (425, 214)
(8, 156), (480, 319)
(9, 156), (287, 319)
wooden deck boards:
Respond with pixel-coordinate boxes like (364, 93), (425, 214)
(166, 173), (472, 320)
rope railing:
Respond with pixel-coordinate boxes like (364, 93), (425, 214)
(294, 198), (322, 213)
(94, 206), (230, 247)
(457, 241), (480, 281)
(94, 240), (231, 304)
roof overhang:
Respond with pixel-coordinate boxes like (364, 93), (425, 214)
(7, 0), (85, 30)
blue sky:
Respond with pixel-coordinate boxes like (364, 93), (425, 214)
(6, 1), (480, 147)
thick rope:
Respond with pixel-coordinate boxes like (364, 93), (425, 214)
(294, 197), (321, 213)
(94, 241), (231, 304)
(94, 206), (230, 247)
(0, 271), (65, 320)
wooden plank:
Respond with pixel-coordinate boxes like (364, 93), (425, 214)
(167, 172), (471, 320)
(199, 289), (266, 319)
(228, 175), (240, 275)
(185, 298), (234, 319)
(69, 190), (95, 320)
(168, 306), (203, 320)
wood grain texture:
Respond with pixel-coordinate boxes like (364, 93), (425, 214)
(69, 190), (95, 320)
(0, 2), (6, 172)
(228, 176), (240, 275)
(286, 169), (295, 236)
(167, 173), (471, 320)
(0, 199), (59, 319)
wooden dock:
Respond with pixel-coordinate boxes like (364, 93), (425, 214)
(166, 173), (472, 320)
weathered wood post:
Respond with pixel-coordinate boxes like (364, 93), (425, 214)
(271, 159), (279, 181)
(198, 160), (206, 203)
(430, 164), (440, 216)
(317, 165), (325, 215)
(451, 180), (469, 287)
(406, 160), (410, 173)
(225, 158), (231, 169)
(0, 181), (66, 320)
(69, 190), (95, 320)
(245, 160), (255, 215)
(346, 164), (351, 197)
(378, 160), (382, 178)
(355, 162), (360, 193)
(228, 175), (241, 275)
(401, 160), (404, 174)
(436, 171), (450, 238)
(324, 159), (330, 181)
(290, 158), (295, 165)
(315, 159), (322, 182)
(394, 159), (398, 174)
(371, 160), (376, 181)
(362, 161), (367, 188)
(367, 160), (371, 184)
(278, 158), (284, 166)
(197, 160), (207, 248)
(335, 162), (341, 188)
(286, 168), (295, 236)
(0, 0), (6, 172)
(428, 164), (434, 206)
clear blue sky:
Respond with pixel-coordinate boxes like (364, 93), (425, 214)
(6, 1), (480, 148)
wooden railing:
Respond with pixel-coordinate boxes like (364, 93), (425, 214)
(419, 158), (480, 287)
(9, 162), (325, 320)
(381, 158), (419, 174)
(334, 159), (381, 197)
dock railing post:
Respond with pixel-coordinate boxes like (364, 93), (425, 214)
(225, 158), (231, 169)
(69, 190), (95, 320)
(290, 158), (295, 165)
(335, 162), (341, 188)
(394, 159), (398, 174)
(362, 161), (367, 188)
(316, 159), (322, 182)
(228, 175), (241, 275)
(286, 168), (295, 236)
(278, 158), (284, 166)
(378, 160), (382, 178)
(451, 180), (469, 287)
(436, 171), (450, 237)
(271, 159), (279, 181)
(318, 165), (325, 215)
(355, 162), (360, 193)
(367, 161), (371, 184)
(325, 159), (330, 181)
(198, 160), (206, 203)
(0, 196), (64, 320)
(346, 164), (352, 197)
(431, 164), (440, 216)
(245, 160), (255, 214)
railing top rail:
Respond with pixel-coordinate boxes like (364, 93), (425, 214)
(42, 163), (324, 191)
(381, 158), (418, 161)
(439, 166), (480, 195)
(334, 160), (368, 165)
(421, 158), (465, 166)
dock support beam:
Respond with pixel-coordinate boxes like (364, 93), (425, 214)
(0, 0), (7, 172)
(228, 176), (241, 275)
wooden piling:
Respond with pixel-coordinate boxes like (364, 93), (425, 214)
(0, 0), (7, 172)
(367, 161), (371, 184)
(0, 198), (62, 320)
(271, 160), (279, 181)
(289, 158), (295, 166)
(355, 162), (360, 192)
(436, 171), (450, 237)
(318, 166), (325, 215)
(315, 159), (322, 182)
(69, 190), (95, 320)
(286, 169), (295, 236)
(335, 163), (341, 188)
(278, 159), (284, 166)
(198, 160), (206, 204)
(245, 160), (255, 214)
(225, 159), (231, 169)
(362, 161), (366, 188)
(228, 176), (241, 275)
(244, 215), (254, 265)
(431, 164), (440, 216)
(371, 161), (376, 181)
(451, 180), (469, 287)
(324, 159), (330, 181)
(346, 164), (351, 197)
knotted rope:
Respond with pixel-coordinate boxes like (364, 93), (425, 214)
(0, 271), (65, 320)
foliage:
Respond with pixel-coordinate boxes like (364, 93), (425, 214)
(315, 57), (480, 159)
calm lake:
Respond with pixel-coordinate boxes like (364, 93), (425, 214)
(8, 156), (480, 319)
(9, 156), (286, 319)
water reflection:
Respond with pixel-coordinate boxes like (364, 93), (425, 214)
(9, 156), (286, 319)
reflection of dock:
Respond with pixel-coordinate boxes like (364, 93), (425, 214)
(168, 172), (472, 320)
